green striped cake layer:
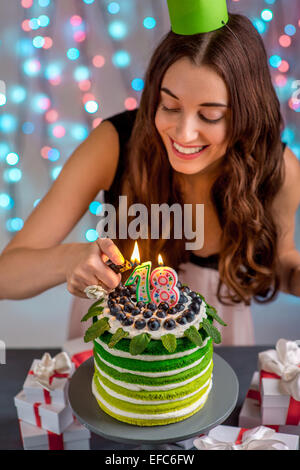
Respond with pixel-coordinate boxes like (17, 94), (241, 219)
(94, 337), (212, 373)
(93, 342), (213, 387)
(94, 359), (213, 402)
(98, 320), (212, 355)
(92, 375), (212, 426)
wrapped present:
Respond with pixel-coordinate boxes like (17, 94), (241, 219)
(18, 419), (91, 450)
(258, 339), (300, 426)
(239, 371), (300, 436)
(193, 425), (299, 450)
(23, 352), (75, 405)
(63, 337), (93, 369)
(14, 390), (74, 434)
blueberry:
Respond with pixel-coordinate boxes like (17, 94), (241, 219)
(109, 291), (119, 299)
(143, 309), (153, 319)
(189, 291), (198, 300)
(147, 302), (157, 311)
(135, 319), (146, 330)
(110, 305), (122, 316)
(119, 296), (129, 305)
(179, 294), (188, 304)
(131, 307), (140, 316)
(107, 298), (116, 308)
(147, 318), (161, 331)
(193, 297), (202, 306)
(156, 309), (166, 319)
(137, 301), (146, 309)
(131, 295), (137, 303)
(128, 285), (136, 295)
(168, 307), (177, 315)
(116, 312), (127, 322)
(190, 301), (200, 314)
(123, 315), (134, 326)
(181, 286), (191, 294)
(123, 287), (131, 297)
(176, 281), (182, 289)
(158, 302), (169, 311)
(175, 302), (185, 312)
(185, 309), (195, 322)
(163, 318), (176, 330)
(124, 302), (134, 312)
(177, 315), (188, 325)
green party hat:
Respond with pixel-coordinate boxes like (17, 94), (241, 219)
(167, 0), (229, 35)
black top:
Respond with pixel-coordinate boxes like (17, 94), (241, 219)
(103, 109), (287, 272)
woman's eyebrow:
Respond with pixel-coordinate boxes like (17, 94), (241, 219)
(160, 87), (229, 107)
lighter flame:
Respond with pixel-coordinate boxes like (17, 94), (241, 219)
(158, 254), (164, 266)
(130, 241), (140, 264)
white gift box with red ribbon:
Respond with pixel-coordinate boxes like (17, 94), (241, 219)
(14, 390), (74, 435)
(258, 339), (300, 426)
(18, 419), (91, 450)
(193, 425), (299, 450)
(63, 337), (93, 369)
(239, 371), (300, 436)
(23, 353), (75, 406)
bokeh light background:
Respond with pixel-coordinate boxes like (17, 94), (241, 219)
(0, 0), (299, 346)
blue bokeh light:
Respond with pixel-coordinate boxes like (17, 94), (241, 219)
(3, 168), (22, 183)
(285, 24), (296, 36)
(107, 2), (120, 14)
(22, 122), (35, 134)
(131, 78), (144, 91)
(29, 18), (40, 30)
(85, 229), (98, 242)
(281, 127), (295, 145)
(23, 58), (41, 77)
(71, 124), (88, 141)
(0, 114), (18, 133)
(67, 48), (80, 60)
(48, 148), (60, 161)
(252, 18), (268, 34)
(39, 0), (50, 6)
(33, 36), (45, 48)
(51, 166), (62, 180)
(0, 193), (14, 210)
(112, 50), (131, 68)
(33, 199), (41, 207)
(82, 0), (95, 4)
(6, 152), (19, 166)
(84, 100), (98, 114)
(6, 218), (24, 232)
(38, 15), (50, 27)
(261, 9), (273, 21)
(74, 65), (90, 81)
(10, 85), (27, 103)
(0, 142), (10, 160)
(16, 38), (34, 56)
(89, 201), (103, 215)
(269, 55), (282, 68)
(108, 20), (128, 40)
(0, 93), (6, 106)
(143, 17), (156, 29)
(45, 63), (61, 80)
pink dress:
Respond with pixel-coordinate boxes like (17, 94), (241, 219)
(66, 261), (254, 346)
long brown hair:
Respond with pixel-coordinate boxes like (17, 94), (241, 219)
(114, 13), (285, 306)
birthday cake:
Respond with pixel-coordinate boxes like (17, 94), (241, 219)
(82, 272), (226, 427)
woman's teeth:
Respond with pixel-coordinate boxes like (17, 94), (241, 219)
(173, 141), (206, 155)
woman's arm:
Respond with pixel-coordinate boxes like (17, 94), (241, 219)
(272, 146), (300, 296)
(0, 120), (121, 300)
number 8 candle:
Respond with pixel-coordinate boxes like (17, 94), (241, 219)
(150, 254), (180, 308)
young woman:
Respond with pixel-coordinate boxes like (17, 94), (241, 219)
(1, 14), (299, 345)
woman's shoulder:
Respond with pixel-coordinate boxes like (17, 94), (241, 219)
(103, 108), (138, 139)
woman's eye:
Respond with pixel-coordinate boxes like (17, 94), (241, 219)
(161, 105), (223, 124)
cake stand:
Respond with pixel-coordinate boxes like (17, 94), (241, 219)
(68, 353), (238, 450)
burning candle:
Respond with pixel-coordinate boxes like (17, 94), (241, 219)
(150, 254), (180, 308)
(124, 242), (152, 303)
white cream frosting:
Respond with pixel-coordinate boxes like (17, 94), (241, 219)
(95, 336), (209, 361)
(94, 357), (213, 391)
(92, 377), (213, 419)
(94, 373), (211, 405)
(94, 348), (206, 377)
(98, 298), (207, 339)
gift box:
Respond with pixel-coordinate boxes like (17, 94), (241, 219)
(15, 390), (74, 435)
(23, 353), (75, 406)
(193, 425), (299, 450)
(63, 337), (93, 369)
(239, 371), (300, 436)
(258, 339), (300, 426)
(18, 419), (91, 450)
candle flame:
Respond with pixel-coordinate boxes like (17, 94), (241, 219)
(158, 254), (164, 266)
(130, 241), (140, 264)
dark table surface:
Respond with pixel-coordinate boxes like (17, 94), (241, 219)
(0, 346), (268, 450)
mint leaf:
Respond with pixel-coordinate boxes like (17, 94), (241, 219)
(184, 325), (203, 347)
(108, 328), (129, 348)
(161, 334), (177, 353)
(84, 317), (110, 343)
(129, 333), (151, 356)
(202, 318), (222, 344)
(81, 298), (105, 322)
(205, 305), (227, 326)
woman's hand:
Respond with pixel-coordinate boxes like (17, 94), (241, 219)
(65, 238), (124, 298)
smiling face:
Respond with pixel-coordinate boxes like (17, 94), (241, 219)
(155, 58), (231, 176)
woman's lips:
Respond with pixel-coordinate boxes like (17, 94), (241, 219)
(169, 137), (209, 160)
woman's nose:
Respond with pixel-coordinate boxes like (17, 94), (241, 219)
(175, 115), (200, 144)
